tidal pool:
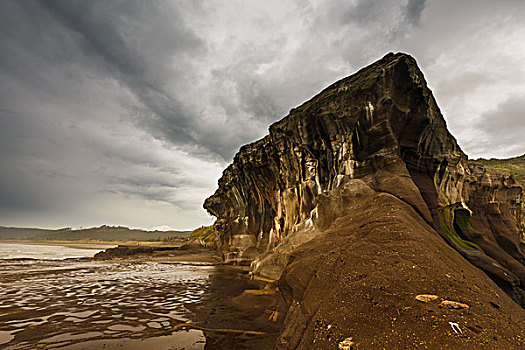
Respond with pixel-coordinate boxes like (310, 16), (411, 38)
(0, 260), (213, 349)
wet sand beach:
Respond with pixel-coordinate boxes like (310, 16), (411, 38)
(0, 255), (278, 349)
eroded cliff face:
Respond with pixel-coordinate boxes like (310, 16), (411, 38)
(204, 53), (525, 309)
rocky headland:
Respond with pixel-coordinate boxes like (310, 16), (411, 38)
(204, 53), (525, 349)
(93, 243), (210, 260)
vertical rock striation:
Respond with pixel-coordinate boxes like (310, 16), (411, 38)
(204, 52), (525, 309)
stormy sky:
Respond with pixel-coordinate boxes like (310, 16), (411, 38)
(1, 0), (524, 230)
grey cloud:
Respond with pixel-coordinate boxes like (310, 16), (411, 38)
(435, 72), (497, 103)
(406, 0), (426, 25)
(472, 96), (525, 156)
(40, 0), (204, 78)
(38, 0), (275, 161)
(107, 181), (179, 206)
(38, 0), (207, 146)
(335, 0), (394, 26)
(0, 173), (46, 212)
(333, 0), (425, 32)
(31, 0), (429, 163)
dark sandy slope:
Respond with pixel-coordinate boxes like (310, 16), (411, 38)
(205, 53), (525, 349)
(274, 187), (524, 349)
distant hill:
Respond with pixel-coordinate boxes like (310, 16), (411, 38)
(0, 225), (191, 241)
(469, 154), (525, 186)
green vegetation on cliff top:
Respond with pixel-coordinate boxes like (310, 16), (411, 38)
(189, 225), (217, 245)
(469, 154), (525, 186)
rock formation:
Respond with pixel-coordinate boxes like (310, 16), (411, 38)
(470, 154), (525, 186)
(204, 53), (525, 348)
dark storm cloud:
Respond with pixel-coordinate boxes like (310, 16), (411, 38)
(478, 96), (525, 132)
(35, 0), (275, 161)
(38, 0), (211, 153)
(406, 0), (426, 25)
(333, 0), (425, 30)
(31, 0), (430, 162)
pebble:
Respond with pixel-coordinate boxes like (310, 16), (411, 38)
(415, 294), (439, 303)
(440, 300), (469, 309)
(338, 336), (355, 350)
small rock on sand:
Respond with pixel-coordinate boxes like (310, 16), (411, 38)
(415, 294), (439, 303)
(338, 337), (355, 349)
(440, 300), (469, 309)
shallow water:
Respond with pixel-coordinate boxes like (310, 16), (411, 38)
(0, 260), (213, 349)
(0, 242), (102, 259)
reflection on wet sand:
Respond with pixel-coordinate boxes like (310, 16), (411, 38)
(0, 260), (212, 349)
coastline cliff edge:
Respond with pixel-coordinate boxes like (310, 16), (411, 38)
(204, 53), (525, 349)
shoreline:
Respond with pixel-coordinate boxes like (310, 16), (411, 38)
(0, 239), (189, 250)
(89, 252), (222, 264)
(0, 246), (278, 349)
(0, 239), (222, 264)
(0, 255), (223, 349)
